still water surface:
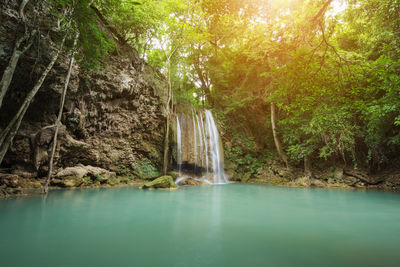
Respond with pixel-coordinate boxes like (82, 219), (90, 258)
(1, 184), (400, 267)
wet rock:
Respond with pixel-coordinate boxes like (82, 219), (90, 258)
(343, 175), (358, 186)
(334, 168), (344, 181)
(295, 177), (311, 187)
(51, 176), (85, 188)
(269, 160), (295, 178)
(0, 174), (21, 188)
(344, 169), (383, 185)
(11, 169), (37, 179)
(310, 179), (327, 188)
(56, 164), (116, 180)
(106, 177), (121, 186)
(140, 176), (176, 189)
(6, 187), (22, 195)
(176, 178), (207, 186)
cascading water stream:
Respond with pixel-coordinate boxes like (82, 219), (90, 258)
(204, 110), (228, 184)
(192, 110), (198, 172)
(195, 111), (203, 168)
(176, 116), (182, 175)
(175, 108), (228, 184)
(200, 111), (209, 174)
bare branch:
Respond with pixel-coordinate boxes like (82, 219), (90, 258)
(19, 0), (30, 22)
(312, 0), (333, 22)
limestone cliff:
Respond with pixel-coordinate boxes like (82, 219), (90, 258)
(0, 1), (168, 184)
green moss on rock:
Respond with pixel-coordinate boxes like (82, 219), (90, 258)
(140, 176), (177, 189)
(132, 158), (161, 180)
(167, 171), (179, 179)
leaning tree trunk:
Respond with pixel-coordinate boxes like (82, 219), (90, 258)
(162, 58), (172, 175)
(0, 0), (36, 109)
(43, 31), (79, 194)
(0, 35), (66, 165)
(19, 0), (30, 21)
(270, 102), (289, 168)
(0, 0), (36, 108)
(304, 155), (313, 178)
(0, 31), (36, 109)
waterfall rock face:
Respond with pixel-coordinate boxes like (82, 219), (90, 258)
(0, 1), (167, 178)
(175, 106), (228, 184)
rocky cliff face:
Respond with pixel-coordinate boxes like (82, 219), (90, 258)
(0, 1), (167, 182)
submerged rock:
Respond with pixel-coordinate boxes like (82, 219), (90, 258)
(310, 179), (327, 188)
(293, 177), (327, 188)
(51, 176), (85, 188)
(176, 178), (208, 186)
(140, 176), (177, 189)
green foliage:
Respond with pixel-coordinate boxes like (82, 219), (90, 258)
(283, 105), (360, 164)
(48, 0), (115, 70)
(194, 0), (400, 170)
(225, 135), (273, 178)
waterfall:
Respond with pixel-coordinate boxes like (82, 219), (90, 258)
(175, 107), (228, 184)
(192, 109), (197, 172)
(176, 116), (182, 175)
(200, 110), (209, 174)
(196, 112), (203, 169)
(204, 110), (228, 184)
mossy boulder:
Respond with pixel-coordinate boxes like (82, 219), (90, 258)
(140, 176), (177, 189)
(167, 171), (179, 179)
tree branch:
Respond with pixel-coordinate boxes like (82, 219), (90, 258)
(90, 4), (127, 45)
(312, 0), (333, 22)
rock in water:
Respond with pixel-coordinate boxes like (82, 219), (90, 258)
(141, 176), (177, 189)
(176, 178), (207, 186)
(56, 164), (116, 180)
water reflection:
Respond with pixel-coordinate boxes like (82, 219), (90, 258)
(1, 185), (400, 267)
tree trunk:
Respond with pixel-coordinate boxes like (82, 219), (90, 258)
(0, 35), (66, 165)
(43, 31), (79, 194)
(90, 5), (127, 45)
(270, 102), (289, 168)
(304, 156), (313, 178)
(0, 0), (34, 108)
(163, 59), (172, 175)
(0, 30), (36, 109)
